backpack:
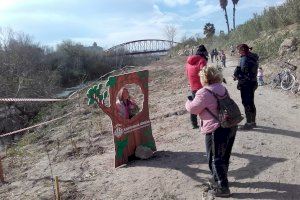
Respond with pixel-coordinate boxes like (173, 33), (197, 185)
(221, 53), (226, 61)
(205, 88), (243, 128)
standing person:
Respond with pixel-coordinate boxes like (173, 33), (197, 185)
(186, 66), (237, 197)
(214, 49), (219, 62)
(210, 49), (215, 63)
(185, 45), (208, 129)
(116, 87), (139, 119)
(257, 67), (264, 86)
(220, 50), (226, 68)
(233, 44), (259, 130)
(230, 45), (235, 56)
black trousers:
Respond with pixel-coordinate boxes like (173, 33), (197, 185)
(240, 82), (258, 123)
(190, 90), (198, 127)
(205, 126), (237, 189)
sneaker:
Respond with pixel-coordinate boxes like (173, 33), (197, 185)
(208, 178), (218, 189)
(251, 122), (257, 127)
(208, 187), (231, 197)
(239, 123), (254, 130)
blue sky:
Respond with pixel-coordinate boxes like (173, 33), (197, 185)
(0, 0), (285, 49)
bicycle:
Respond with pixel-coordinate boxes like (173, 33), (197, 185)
(291, 80), (300, 94)
(270, 61), (297, 90)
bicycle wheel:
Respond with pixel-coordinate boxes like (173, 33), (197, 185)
(184, 50), (190, 56)
(281, 73), (295, 90)
(270, 74), (281, 88)
(291, 82), (300, 94)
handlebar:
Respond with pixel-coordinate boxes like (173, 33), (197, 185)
(280, 61), (297, 71)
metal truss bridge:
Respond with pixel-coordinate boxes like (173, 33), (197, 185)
(106, 39), (179, 56)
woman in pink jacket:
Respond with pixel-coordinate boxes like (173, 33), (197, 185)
(185, 45), (208, 129)
(185, 66), (237, 198)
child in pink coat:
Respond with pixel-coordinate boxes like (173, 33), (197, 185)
(185, 66), (237, 198)
(257, 67), (264, 86)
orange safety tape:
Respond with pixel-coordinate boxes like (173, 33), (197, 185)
(0, 112), (73, 138)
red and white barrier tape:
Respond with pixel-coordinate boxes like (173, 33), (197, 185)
(0, 112), (73, 138)
(0, 66), (134, 137)
(0, 68), (123, 103)
(0, 98), (67, 102)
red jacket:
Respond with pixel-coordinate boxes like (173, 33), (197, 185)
(185, 55), (207, 91)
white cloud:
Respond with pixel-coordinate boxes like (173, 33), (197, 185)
(0, 0), (288, 48)
(158, 0), (190, 7)
(275, 0), (286, 6)
(187, 0), (220, 20)
(151, 4), (178, 24)
(99, 4), (187, 46)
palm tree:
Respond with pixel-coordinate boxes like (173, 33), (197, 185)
(232, 0), (239, 30)
(203, 23), (215, 38)
(219, 0), (230, 33)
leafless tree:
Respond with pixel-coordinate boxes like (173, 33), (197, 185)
(163, 25), (177, 46)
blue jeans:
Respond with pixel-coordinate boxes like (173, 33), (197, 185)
(221, 60), (226, 68)
(257, 76), (264, 86)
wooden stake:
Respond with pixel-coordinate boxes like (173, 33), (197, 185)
(71, 139), (79, 156)
(54, 176), (61, 200)
(0, 157), (4, 182)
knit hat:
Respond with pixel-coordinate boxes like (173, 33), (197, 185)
(196, 45), (208, 55)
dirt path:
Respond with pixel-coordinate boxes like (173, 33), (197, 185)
(82, 56), (300, 200)
(0, 56), (299, 200)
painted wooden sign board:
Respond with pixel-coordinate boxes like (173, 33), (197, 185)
(87, 70), (156, 167)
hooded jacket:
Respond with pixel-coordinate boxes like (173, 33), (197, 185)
(185, 83), (226, 134)
(185, 55), (207, 91)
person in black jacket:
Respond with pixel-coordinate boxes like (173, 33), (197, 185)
(233, 44), (259, 130)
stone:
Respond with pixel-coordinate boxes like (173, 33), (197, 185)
(278, 37), (298, 56)
(135, 145), (153, 159)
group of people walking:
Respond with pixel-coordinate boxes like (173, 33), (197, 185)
(185, 44), (259, 197)
(210, 48), (227, 68)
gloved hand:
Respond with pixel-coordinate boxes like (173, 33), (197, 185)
(187, 96), (193, 101)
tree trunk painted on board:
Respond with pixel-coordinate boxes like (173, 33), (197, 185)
(87, 70), (156, 167)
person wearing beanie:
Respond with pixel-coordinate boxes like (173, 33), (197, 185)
(185, 45), (208, 129)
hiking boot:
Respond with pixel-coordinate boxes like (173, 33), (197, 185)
(192, 125), (199, 129)
(208, 187), (231, 197)
(239, 123), (254, 130)
(208, 178), (218, 189)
